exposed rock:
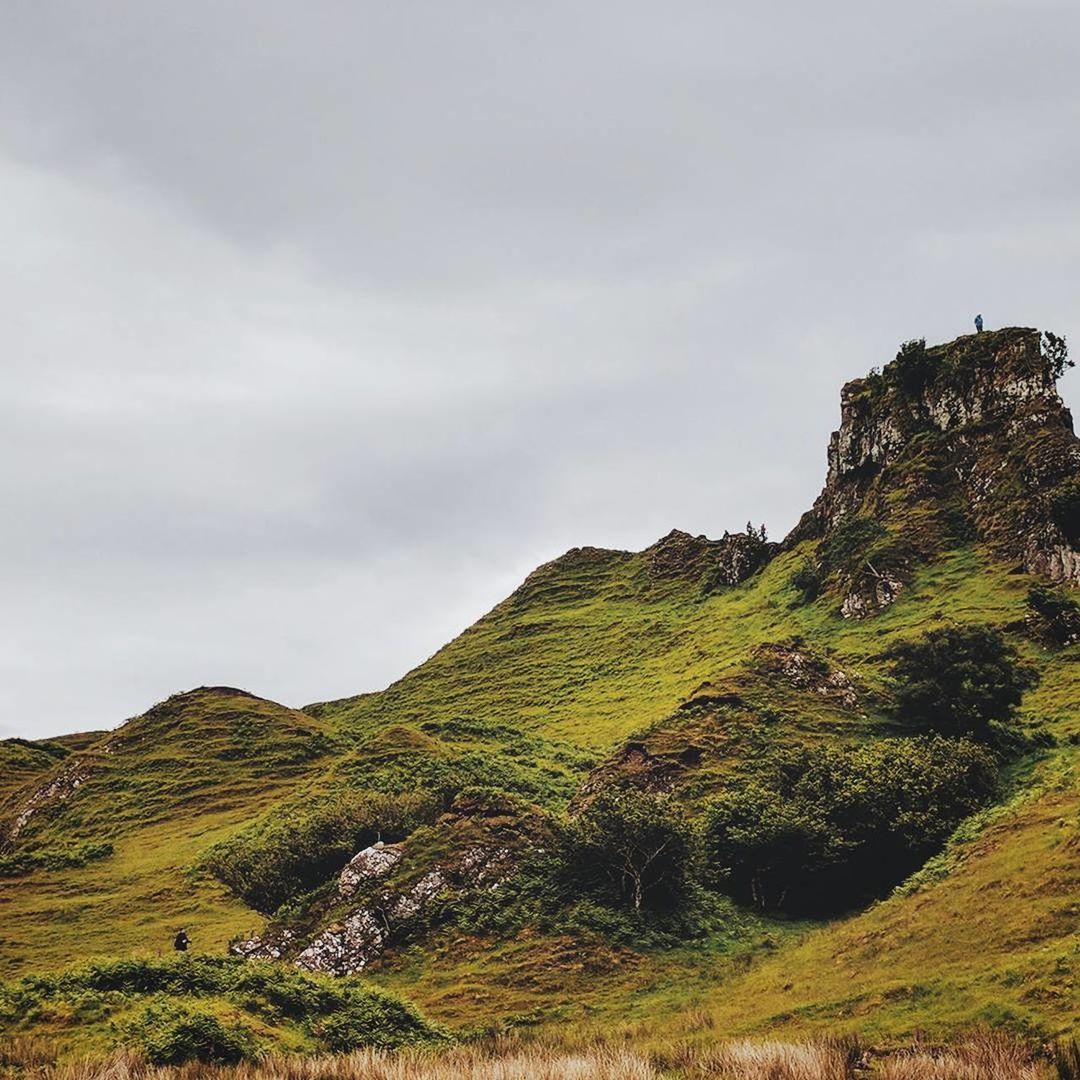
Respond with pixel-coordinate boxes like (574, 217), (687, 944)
(572, 742), (688, 809)
(229, 928), (295, 961)
(839, 569), (905, 620)
(787, 328), (1080, 594)
(754, 644), (859, 708)
(644, 529), (777, 589)
(295, 910), (387, 976)
(337, 841), (404, 898)
(6, 759), (94, 843)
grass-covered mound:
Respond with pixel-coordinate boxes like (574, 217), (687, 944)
(0, 956), (441, 1063)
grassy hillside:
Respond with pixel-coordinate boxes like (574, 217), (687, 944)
(3, 327), (1079, 1060)
(0, 689), (335, 977)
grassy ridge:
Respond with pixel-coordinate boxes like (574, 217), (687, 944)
(0, 690), (336, 979)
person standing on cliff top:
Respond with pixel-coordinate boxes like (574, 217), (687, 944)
(975, 314), (984, 333)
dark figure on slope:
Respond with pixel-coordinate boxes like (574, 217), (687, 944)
(173, 928), (190, 952)
(974, 313), (984, 333)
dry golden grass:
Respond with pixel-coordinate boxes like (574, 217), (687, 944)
(876, 1032), (1043, 1080)
(1, 1032), (1052, 1080)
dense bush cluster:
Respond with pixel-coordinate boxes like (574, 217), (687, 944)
(129, 1004), (253, 1065)
(701, 736), (998, 915)
(888, 337), (938, 397)
(202, 791), (437, 913)
(0, 956), (439, 1062)
(887, 625), (1038, 740)
(1050, 481), (1080, 547)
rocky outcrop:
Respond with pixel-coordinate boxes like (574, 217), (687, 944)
(788, 328), (1080, 605)
(337, 841), (403, 898)
(234, 792), (540, 978)
(5, 758), (95, 844)
(839, 569), (905, 621)
(572, 740), (700, 810)
(753, 643), (859, 709)
(288, 842), (514, 976)
(645, 528), (777, 590)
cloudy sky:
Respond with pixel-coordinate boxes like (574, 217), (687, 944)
(3, 2), (1078, 739)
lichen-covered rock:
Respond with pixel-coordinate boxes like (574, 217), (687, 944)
(754, 643), (860, 707)
(338, 842), (404, 898)
(6, 759), (94, 842)
(229, 928), (295, 960)
(840, 570), (905, 620)
(295, 910), (387, 976)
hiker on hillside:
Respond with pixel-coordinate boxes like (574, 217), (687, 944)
(974, 313), (984, 333)
(173, 928), (190, 952)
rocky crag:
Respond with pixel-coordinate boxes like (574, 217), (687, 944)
(788, 327), (1080, 615)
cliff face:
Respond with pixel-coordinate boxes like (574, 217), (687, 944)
(788, 327), (1080, 613)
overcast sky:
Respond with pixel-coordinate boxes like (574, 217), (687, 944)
(3, 2), (1078, 739)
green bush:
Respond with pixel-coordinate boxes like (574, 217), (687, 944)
(317, 990), (436, 1051)
(0, 842), (113, 878)
(1027, 585), (1080, 646)
(887, 625), (1038, 739)
(888, 337), (937, 397)
(819, 517), (887, 575)
(1043, 330), (1072, 381)
(557, 787), (697, 913)
(1050, 481), (1080, 547)
(790, 556), (824, 604)
(202, 791), (437, 913)
(701, 736), (999, 916)
(2, 956), (440, 1056)
(131, 1004), (253, 1065)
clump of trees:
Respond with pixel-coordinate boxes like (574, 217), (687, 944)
(557, 788), (696, 914)
(700, 737), (998, 915)
(886, 625), (1038, 740)
(551, 623), (1035, 924)
(203, 791), (437, 913)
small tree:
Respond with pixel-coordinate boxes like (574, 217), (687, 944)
(887, 625), (1037, 739)
(1043, 331), (1072, 381)
(560, 788), (696, 912)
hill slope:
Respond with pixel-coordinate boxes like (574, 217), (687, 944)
(3, 326), (1079, 1053)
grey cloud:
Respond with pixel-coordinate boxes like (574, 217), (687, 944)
(1, 1), (1078, 736)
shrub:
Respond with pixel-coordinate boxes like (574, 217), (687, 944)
(558, 788), (697, 913)
(2, 956), (440, 1057)
(889, 337), (936, 397)
(819, 516), (887, 575)
(0, 842), (113, 878)
(790, 557), (824, 604)
(1044, 330), (1072, 381)
(130, 1004), (253, 1065)
(887, 625), (1038, 739)
(202, 791), (437, 913)
(1027, 585), (1080, 646)
(702, 736), (999, 915)
(317, 990), (436, 1051)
